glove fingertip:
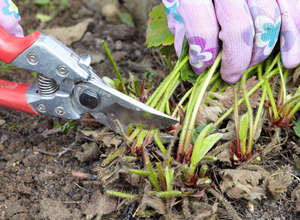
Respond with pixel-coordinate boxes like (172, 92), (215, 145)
(215, 0), (254, 83)
(173, 23), (185, 56)
(248, 0), (281, 66)
(178, 0), (219, 75)
(220, 70), (243, 84)
(277, 0), (300, 69)
(188, 37), (218, 75)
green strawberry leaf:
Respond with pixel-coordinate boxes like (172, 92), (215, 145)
(146, 5), (174, 48)
(293, 119), (300, 137)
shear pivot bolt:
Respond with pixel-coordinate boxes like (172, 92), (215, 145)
(26, 53), (39, 65)
(79, 89), (99, 109)
(56, 66), (69, 76)
(37, 104), (46, 113)
(55, 106), (65, 116)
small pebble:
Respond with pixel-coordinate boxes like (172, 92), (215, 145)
(101, 3), (120, 23)
(115, 40), (123, 50)
(94, 38), (104, 50)
(0, 135), (8, 144)
(134, 50), (141, 57)
(0, 119), (5, 126)
(82, 32), (94, 44)
(91, 53), (105, 64)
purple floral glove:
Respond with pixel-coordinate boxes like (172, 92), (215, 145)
(163, 0), (300, 83)
(0, 0), (23, 37)
(163, 0), (219, 75)
(215, 0), (281, 83)
(277, 0), (300, 69)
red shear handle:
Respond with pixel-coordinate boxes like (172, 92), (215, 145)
(0, 27), (40, 64)
(0, 80), (38, 114)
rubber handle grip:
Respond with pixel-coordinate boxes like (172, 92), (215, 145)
(0, 27), (40, 64)
(0, 80), (38, 114)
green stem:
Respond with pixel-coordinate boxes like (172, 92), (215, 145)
(286, 102), (300, 121)
(277, 59), (287, 105)
(106, 190), (136, 199)
(102, 41), (128, 95)
(234, 83), (240, 151)
(253, 65), (267, 138)
(162, 55), (172, 71)
(177, 73), (205, 160)
(266, 53), (280, 73)
(172, 88), (193, 117)
(158, 75), (180, 112)
(264, 58), (280, 120)
(146, 162), (161, 191)
(154, 132), (167, 155)
(279, 94), (300, 114)
(215, 68), (279, 127)
(183, 53), (222, 156)
(241, 70), (254, 155)
(147, 56), (189, 107)
(210, 77), (222, 93)
(129, 125), (142, 141)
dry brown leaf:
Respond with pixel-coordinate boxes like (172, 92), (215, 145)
(141, 193), (166, 215)
(0, 119), (5, 126)
(183, 197), (218, 220)
(196, 104), (224, 125)
(208, 142), (232, 164)
(292, 184), (300, 201)
(41, 127), (61, 138)
(265, 165), (293, 200)
(43, 18), (93, 45)
(84, 192), (117, 220)
(253, 110), (265, 141)
(102, 135), (122, 147)
(220, 169), (267, 200)
(220, 121), (235, 141)
(293, 66), (300, 84)
(40, 198), (72, 220)
(75, 142), (100, 163)
(80, 129), (122, 147)
(80, 129), (110, 139)
(213, 77), (261, 111)
(293, 154), (300, 171)
(137, 183), (166, 215)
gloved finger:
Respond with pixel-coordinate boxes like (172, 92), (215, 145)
(277, 0), (300, 69)
(177, 0), (219, 74)
(215, 0), (255, 83)
(247, 0), (281, 66)
(0, 0), (23, 37)
(162, 0), (185, 56)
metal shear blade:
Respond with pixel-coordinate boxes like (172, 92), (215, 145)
(81, 77), (178, 130)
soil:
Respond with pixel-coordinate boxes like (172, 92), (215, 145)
(0, 1), (299, 220)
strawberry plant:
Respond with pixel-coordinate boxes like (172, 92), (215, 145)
(105, 3), (299, 202)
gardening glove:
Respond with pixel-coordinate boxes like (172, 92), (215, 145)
(0, 0), (23, 37)
(163, 0), (220, 75)
(215, 0), (281, 83)
(163, 0), (293, 83)
(277, 0), (300, 69)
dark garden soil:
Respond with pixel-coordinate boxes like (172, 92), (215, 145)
(0, 1), (299, 219)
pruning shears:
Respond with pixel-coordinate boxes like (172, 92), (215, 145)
(0, 27), (178, 132)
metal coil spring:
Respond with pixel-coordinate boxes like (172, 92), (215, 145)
(38, 74), (58, 95)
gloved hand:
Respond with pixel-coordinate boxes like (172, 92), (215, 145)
(0, 0), (23, 37)
(163, 0), (300, 83)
